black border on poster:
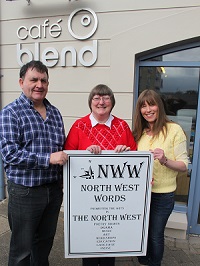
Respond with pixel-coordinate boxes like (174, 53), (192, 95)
(63, 151), (153, 258)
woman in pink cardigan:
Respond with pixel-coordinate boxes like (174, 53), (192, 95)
(64, 84), (137, 266)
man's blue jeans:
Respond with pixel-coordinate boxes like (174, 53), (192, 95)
(7, 180), (63, 266)
(138, 192), (174, 266)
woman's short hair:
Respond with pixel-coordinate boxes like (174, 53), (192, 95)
(88, 84), (115, 111)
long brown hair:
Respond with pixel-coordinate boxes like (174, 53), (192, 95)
(133, 89), (171, 142)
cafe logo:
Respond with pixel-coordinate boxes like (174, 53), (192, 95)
(16, 8), (98, 67)
(68, 8), (98, 40)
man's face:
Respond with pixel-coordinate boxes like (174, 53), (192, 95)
(19, 67), (49, 105)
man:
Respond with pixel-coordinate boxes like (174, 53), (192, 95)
(0, 60), (68, 266)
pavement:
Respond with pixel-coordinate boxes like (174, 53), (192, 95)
(1, 198), (200, 266)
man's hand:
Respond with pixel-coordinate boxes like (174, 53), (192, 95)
(50, 151), (68, 165)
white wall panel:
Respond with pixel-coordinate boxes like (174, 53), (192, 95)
(1, 0), (200, 128)
(0, 91), (133, 135)
(1, 9), (184, 45)
(1, 0), (200, 20)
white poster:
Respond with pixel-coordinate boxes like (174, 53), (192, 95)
(63, 151), (153, 258)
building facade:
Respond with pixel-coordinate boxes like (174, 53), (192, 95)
(1, 0), (200, 237)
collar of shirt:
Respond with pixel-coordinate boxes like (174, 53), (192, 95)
(89, 113), (114, 128)
(19, 92), (50, 108)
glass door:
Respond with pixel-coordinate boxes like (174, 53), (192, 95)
(135, 45), (200, 234)
(138, 66), (198, 207)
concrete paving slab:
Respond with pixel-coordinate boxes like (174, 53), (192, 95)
(0, 216), (9, 235)
(1, 198), (200, 265)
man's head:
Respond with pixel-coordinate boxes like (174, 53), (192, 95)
(19, 60), (49, 106)
(19, 60), (49, 80)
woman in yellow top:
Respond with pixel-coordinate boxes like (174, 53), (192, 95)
(133, 89), (188, 266)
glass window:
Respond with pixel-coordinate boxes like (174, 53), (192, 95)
(145, 46), (200, 61)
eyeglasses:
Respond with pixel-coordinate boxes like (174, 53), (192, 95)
(92, 96), (111, 102)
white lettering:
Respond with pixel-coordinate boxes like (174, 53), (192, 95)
(17, 41), (98, 67)
(16, 19), (62, 40)
(79, 40), (97, 67)
(60, 46), (77, 66)
(42, 19), (49, 38)
(42, 47), (59, 67)
(16, 9), (98, 67)
(17, 26), (28, 40)
(29, 24), (41, 39)
(49, 19), (62, 38)
(17, 43), (33, 65)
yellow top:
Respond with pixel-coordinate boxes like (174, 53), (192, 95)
(138, 122), (188, 193)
